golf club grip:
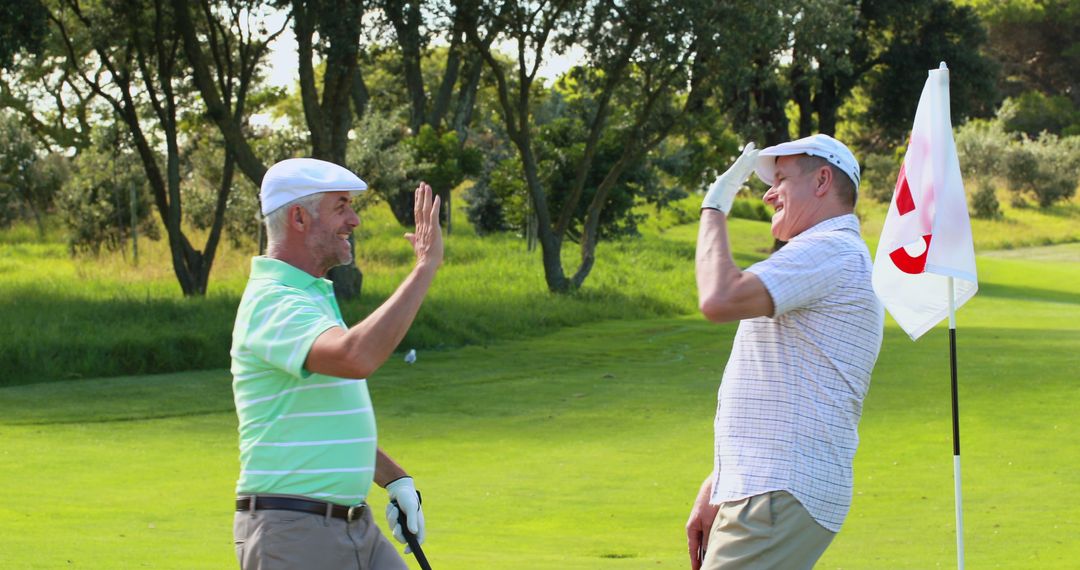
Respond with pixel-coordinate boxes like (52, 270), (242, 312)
(393, 494), (432, 570)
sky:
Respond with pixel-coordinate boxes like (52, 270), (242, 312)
(262, 11), (586, 89)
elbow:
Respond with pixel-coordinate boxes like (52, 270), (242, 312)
(346, 350), (380, 379)
(330, 345), (380, 379)
(699, 295), (736, 323)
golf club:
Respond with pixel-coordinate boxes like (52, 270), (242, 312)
(392, 492), (432, 570)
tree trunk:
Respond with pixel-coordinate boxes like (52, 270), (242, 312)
(171, 0), (268, 186)
(815, 76), (839, 136)
(791, 61), (814, 138)
(387, 0), (427, 133)
(328, 235), (363, 299)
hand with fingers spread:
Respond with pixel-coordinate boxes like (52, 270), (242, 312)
(686, 473), (720, 570)
(405, 182), (444, 271)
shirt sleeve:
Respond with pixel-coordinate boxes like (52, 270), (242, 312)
(242, 289), (343, 378)
(745, 236), (850, 318)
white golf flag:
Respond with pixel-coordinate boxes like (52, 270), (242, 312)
(872, 63), (978, 340)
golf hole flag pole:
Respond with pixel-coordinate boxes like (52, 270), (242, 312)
(872, 62), (978, 570)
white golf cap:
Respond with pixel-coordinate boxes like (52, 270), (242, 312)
(754, 133), (860, 192)
(260, 158), (367, 215)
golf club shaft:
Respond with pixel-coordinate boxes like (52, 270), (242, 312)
(393, 497), (433, 570)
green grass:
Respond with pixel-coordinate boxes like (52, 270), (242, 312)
(1, 238), (1078, 568)
(1, 294), (1077, 567)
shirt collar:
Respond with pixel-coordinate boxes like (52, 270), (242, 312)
(249, 256), (327, 289)
(794, 213), (861, 240)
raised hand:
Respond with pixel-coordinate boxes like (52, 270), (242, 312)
(404, 182), (444, 270)
(702, 142), (759, 215)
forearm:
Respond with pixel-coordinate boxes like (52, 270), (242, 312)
(341, 263), (438, 375)
(374, 447), (409, 487)
(696, 210), (742, 308)
(695, 210), (774, 322)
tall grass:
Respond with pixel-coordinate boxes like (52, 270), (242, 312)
(1, 187), (1075, 386)
(0, 195), (773, 386)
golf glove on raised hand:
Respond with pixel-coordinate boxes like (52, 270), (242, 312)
(386, 477), (425, 552)
(701, 142), (759, 215)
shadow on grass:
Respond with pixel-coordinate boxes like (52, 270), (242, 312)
(0, 370), (233, 425)
(0, 283), (688, 387)
(2, 317), (1075, 432)
(975, 281), (1080, 305)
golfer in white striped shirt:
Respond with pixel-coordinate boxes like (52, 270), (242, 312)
(688, 135), (884, 569)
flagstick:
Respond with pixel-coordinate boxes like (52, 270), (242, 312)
(948, 276), (965, 569)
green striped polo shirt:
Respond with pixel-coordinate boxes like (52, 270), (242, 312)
(230, 256), (377, 506)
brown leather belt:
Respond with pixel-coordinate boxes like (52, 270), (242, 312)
(236, 496), (367, 522)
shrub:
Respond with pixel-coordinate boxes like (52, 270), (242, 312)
(955, 118), (1011, 180)
(971, 180), (1001, 219)
(465, 155), (529, 235)
(56, 143), (159, 255)
(1004, 134), (1079, 208)
(728, 197), (771, 222)
(463, 177), (511, 235)
(860, 152), (902, 203)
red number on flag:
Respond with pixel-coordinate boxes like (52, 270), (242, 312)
(889, 234), (933, 274)
(889, 163), (933, 274)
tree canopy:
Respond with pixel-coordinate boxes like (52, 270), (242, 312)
(1, 0), (1074, 296)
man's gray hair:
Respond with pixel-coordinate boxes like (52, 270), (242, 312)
(263, 192), (325, 244)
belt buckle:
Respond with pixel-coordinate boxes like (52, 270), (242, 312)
(347, 504), (363, 522)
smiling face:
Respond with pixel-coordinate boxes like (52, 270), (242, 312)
(305, 191), (360, 275)
(762, 155), (831, 242)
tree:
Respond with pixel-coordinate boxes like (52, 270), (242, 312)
(464, 0), (760, 293)
(374, 0), (493, 229)
(176, 0), (387, 299)
(47, 0), (261, 295)
(1, 0), (96, 151)
(863, 0), (998, 145)
(0, 0), (48, 70)
(967, 0), (1080, 107)
(718, 0), (997, 149)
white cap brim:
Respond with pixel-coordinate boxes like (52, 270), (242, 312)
(752, 134), (860, 191)
(260, 158), (367, 215)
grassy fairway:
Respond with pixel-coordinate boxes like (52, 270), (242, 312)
(1, 248), (1078, 568)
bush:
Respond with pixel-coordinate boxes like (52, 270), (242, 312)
(0, 113), (67, 233)
(728, 197), (771, 222)
(955, 118), (1011, 180)
(465, 155), (529, 235)
(860, 152), (902, 203)
(56, 143), (159, 255)
(463, 178), (511, 235)
(971, 180), (1001, 219)
(1004, 133), (1079, 208)
(184, 180), (261, 248)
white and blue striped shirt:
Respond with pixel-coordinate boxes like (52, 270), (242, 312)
(711, 214), (884, 532)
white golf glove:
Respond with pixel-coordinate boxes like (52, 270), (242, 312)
(385, 477), (425, 552)
(702, 142), (759, 214)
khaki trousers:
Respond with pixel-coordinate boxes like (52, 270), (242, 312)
(234, 504), (407, 570)
(702, 491), (835, 570)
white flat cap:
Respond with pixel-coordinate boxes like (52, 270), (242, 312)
(754, 133), (860, 192)
(260, 158), (367, 215)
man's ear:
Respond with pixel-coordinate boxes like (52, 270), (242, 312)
(288, 205), (308, 231)
(815, 167), (833, 197)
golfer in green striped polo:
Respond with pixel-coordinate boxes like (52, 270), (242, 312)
(231, 158), (443, 569)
